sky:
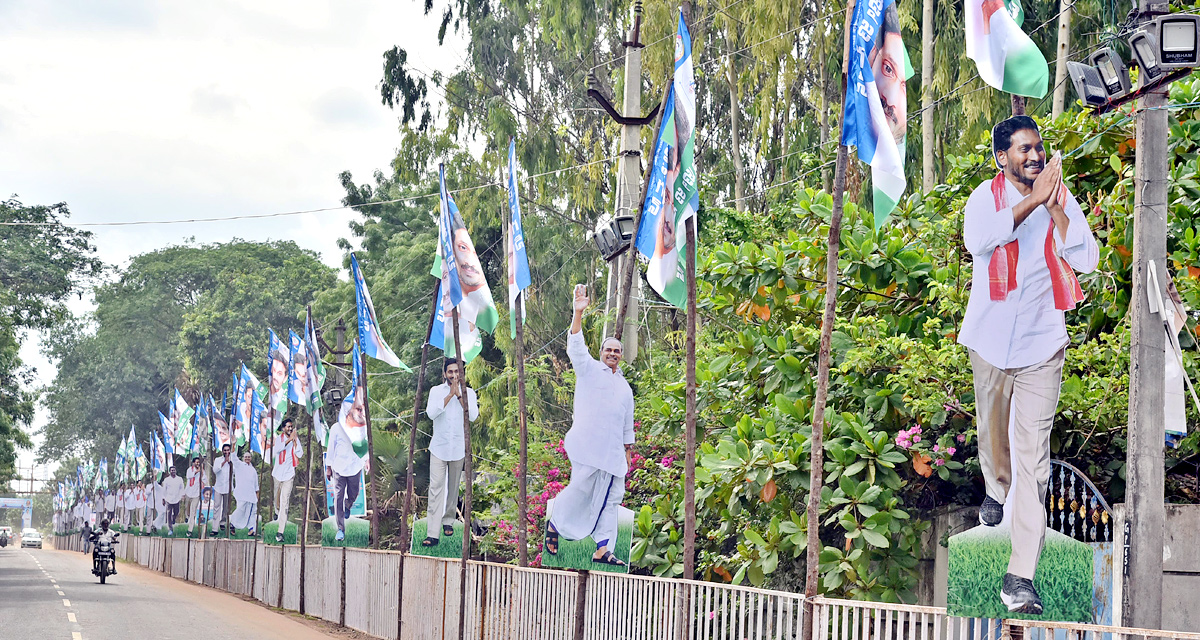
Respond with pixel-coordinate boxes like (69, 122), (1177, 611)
(1, 0), (466, 485)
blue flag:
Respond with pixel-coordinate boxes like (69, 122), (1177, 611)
(249, 390), (267, 455)
(351, 253), (408, 370)
(842, 0), (913, 226)
(506, 138), (532, 337)
(287, 330), (306, 405)
(438, 164), (464, 309)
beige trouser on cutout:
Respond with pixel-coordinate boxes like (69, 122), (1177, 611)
(425, 455), (464, 540)
(970, 347), (1065, 580)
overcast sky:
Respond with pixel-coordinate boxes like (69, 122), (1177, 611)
(1, 0), (466, 483)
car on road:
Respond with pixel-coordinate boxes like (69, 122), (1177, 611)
(21, 529), (42, 549)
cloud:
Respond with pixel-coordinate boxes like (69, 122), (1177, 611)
(191, 85), (246, 118)
(311, 88), (384, 128)
(0, 0), (160, 34)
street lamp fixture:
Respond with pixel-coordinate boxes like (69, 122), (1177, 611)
(1089, 48), (1132, 98)
(1067, 61), (1109, 108)
(1156, 14), (1200, 67)
(591, 213), (636, 262)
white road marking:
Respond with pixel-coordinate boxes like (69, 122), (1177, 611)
(72, 633), (82, 640)
(62, 599), (70, 607)
(67, 613), (76, 623)
(57, 590), (65, 596)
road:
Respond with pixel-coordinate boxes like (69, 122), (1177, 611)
(0, 542), (356, 640)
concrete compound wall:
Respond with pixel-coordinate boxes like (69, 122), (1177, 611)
(1113, 503), (1200, 633)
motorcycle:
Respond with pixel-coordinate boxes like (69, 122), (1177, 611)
(91, 532), (119, 584)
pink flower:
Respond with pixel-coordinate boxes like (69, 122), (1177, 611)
(913, 435), (921, 443)
(708, 611), (716, 620)
(957, 434), (966, 443)
(933, 444), (940, 453)
(947, 447), (956, 456)
(661, 456), (675, 468)
(935, 459), (945, 466)
(634, 420), (642, 429)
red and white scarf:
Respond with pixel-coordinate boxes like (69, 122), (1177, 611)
(986, 173), (1084, 311)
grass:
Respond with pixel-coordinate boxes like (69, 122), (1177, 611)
(947, 524), (1093, 622)
(540, 519), (634, 574)
(409, 520), (465, 559)
(262, 521), (299, 545)
(320, 516), (370, 548)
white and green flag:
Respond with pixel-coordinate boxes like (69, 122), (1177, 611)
(634, 12), (698, 310)
(965, 0), (1049, 98)
(172, 389), (194, 456)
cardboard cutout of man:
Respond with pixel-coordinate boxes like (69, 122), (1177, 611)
(162, 466), (185, 534)
(325, 386), (369, 542)
(210, 444), (234, 535)
(420, 358), (478, 547)
(185, 457), (209, 537)
(270, 418), (303, 542)
(958, 116), (1099, 613)
(229, 451), (259, 534)
(543, 285), (635, 567)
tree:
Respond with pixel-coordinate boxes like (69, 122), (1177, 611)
(0, 197), (103, 484)
(39, 240), (336, 463)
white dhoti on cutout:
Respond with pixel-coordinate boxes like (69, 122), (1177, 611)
(549, 464), (625, 547)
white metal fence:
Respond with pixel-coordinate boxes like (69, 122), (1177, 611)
(51, 535), (1200, 640)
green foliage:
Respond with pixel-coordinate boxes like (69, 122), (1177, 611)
(0, 197), (102, 485)
(40, 240), (336, 463)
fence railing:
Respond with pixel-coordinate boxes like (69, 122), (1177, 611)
(51, 534), (1198, 640)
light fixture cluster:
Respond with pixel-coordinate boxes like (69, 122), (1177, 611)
(592, 213), (636, 262)
(1070, 13), (1200, 108)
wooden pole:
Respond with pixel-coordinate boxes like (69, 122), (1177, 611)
(676, 214), (699, 640)
(299, 376), (315, 614)
(361, 347), (381, 550)
(803, 3), (854, 639)
(397, 282), (440, 639)
(451, 306), (474, 640)
(515, 290), (530, 567)
(401, 283), (440, 548)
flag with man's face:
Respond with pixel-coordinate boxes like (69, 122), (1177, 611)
(966, 0), (1049, 98)
(233, 364), (263, 447)
(210, 393), (232, 451)
(159, 411), (174, 455)
(430, 164), (499, 363)
(351, 254), (409, 370)
(193, 396), (209, 456)
(134, 445), (147, 480)
(506, 138), (532, 337)
(304, 309), (328, 445)
(287, 330), (306, 405)
(336, 344), (370, 460)
(843, 0), (915, 227)
(152, 433), (167, 478)
(267, 329), (290, 419)
(635, 12), (699, 309)
(249, 390), (267, 455)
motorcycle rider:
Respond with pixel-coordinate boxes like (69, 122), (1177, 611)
(90, 519), (119, 575)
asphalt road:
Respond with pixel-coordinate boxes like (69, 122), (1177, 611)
(0, 542), (351, 640)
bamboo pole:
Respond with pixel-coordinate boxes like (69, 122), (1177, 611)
(299, 394), (314, 614)
(361, 341), (381, 550)
(451, 306), (474, 640)
(803, 4), (854, 640)
(397, 282), (440, 639)
(514, 290), (529, 567)
(400, 282), (440, 549)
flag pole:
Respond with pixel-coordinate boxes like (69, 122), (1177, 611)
(396, 281), (439, 639)
(300, 305), (317, 613)
(803, 3), (855, 640)
(505, 209), (531, 568)
(400, 282), (440, 548)
(515, 294), (529, 567)
(450, 307), (473, 640)
(360, 343), (380, 550)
